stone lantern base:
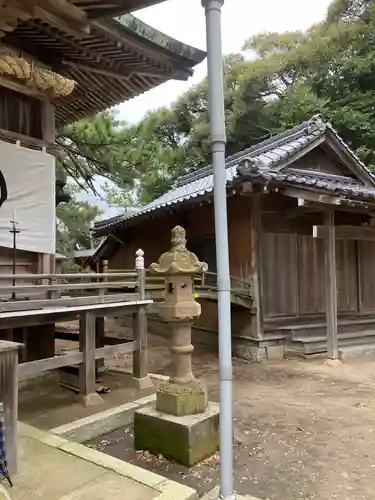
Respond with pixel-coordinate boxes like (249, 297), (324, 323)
(156, 379), (208, 416)
(134, 401), (219, 466)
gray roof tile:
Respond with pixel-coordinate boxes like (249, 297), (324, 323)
(94, 114), (374, 234)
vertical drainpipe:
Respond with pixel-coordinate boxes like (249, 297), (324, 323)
(201, 1), (235, 499)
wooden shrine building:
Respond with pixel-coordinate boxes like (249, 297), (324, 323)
(93, 115), (375, 361)
(0, 1), (205, 360)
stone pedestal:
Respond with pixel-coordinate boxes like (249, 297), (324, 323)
(134, 402), (219, 466)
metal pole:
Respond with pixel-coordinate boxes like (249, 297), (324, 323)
(9, 219), (20, 301)
(201, 1), (235, 498)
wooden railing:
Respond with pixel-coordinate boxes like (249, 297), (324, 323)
(195, 271), (253, 298)
(106, 269), (253, 303)
(0, 270), (141, 312)
(0, 251), (150, 398)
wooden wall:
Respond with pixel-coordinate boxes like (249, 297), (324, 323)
(0, 87), (42, 139)
(107, 195), (253, 337)
(261, 227), (375, 320)
(0, 246), (38, 277)
(109, 195), (253, 280)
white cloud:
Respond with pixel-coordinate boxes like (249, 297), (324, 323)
(116, 0), (332, 124)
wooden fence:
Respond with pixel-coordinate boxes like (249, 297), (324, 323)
(0, 250), (151, 399)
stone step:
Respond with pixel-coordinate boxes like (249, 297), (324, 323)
(286, 331), (375, 355)
(291, 324), (375, 342)
(293, 329), (375, 344)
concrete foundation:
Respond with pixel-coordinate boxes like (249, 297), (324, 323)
(339, 344), (375, 360)
(79, 392), (104, 408)
(134, 401), (219, 466)
(233, 339), (284, 362)
(131, 375), (154, 391)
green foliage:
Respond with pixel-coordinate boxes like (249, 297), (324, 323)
(56, 110), (139, 194)
(57, 0), (375, 218)
(56, 184), (102, 257)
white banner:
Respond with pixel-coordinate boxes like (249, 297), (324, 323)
(0, 140), (55, 254)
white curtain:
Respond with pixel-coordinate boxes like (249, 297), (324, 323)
(0, 140), (55, 254)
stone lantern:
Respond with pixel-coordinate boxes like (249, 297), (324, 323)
(150, 225), (208, 415)
(134, 226), (219, 466)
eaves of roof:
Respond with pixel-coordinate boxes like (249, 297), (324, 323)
(7, 14), (205, 127)
(237, 165), (375, 202)
(92, 115), (328, 234)
(93, 114), (375, 237)
(112, 14), (206, 68)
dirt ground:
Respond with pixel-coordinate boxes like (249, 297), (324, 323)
(18, 319), (154, 430)
(19, 318), (375, 499)
(87, 320), (375, 500)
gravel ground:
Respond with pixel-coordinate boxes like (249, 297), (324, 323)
(87, 325), (375, 500)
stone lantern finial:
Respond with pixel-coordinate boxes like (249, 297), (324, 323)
(150, 225), (208, 275)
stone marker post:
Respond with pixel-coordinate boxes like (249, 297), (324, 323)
(134, 226), (220, 466)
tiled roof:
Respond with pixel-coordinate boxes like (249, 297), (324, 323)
(94, 115), (374, 235)
(238, 167), (375, 201)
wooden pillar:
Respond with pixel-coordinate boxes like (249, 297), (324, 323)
(39, 99), (56, 361)
(250, 195), (264, 339)
(325, 208), (339, 359)
(96, 259), (108, 378)
(132, 249), (152, 389)
(0, 341), (23, 475)
(41, 99), (56, 275)
(95, 316), (105, 381)
(79, 312), (103, 406)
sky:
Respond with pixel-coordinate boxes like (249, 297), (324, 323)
(117, 0), (333, 124)
(87, 0), (333, 219)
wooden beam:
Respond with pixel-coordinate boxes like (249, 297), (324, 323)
(133, 263), (148, 380)
(31, 3), (89, 37)
(282, 205), (320, 220)
(0, 280), (137, 295)
(294, 197), (375, 216)
(95, 341), (136, 360)
(79, 311), (96, 399)
(0, 74), (48, 99)
(62, 59), (167, 81)
(283, 188), (343, 206)
(62, 59), (131, 80)
(324, 209), (339, 360)
(313, 225), (375, 241)
(0, 293), (138, 316)
(35, 0), (87, 24)
(19, 351), (83, 380)
(249, 195), (264, 339)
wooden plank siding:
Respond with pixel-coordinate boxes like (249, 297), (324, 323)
(262, 232), (298, 317)
(262, 227), (373, 321)
(298, 235), (324, 314)
(357, 241), (375, 313)
(336, 239), (358, 312)
(105, 189), (375, 344)
(106, 196), (255, 338)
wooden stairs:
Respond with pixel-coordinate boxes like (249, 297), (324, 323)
(283, 319), (375, 356)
